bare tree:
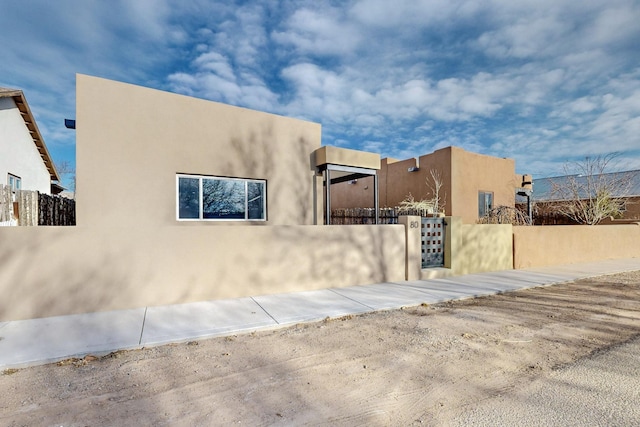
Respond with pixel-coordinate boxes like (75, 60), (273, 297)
(426, 169), (446, 214)
(397, 169), (446, 216)
(550, 154), (636, 225)
(55, 161), (76, 196)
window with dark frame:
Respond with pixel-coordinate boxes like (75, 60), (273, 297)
(478, 191), (493, 218)
(177, 174), (266, 221)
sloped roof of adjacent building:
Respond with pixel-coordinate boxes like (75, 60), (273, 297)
(532, 170), (640, 202)
(0, 87), (60, 182)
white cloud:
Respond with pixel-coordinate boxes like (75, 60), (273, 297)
(215, 4), (269, 67)
(168, 66), (279, 113)
(568, 97), (598, 113)
(477, 15), (569, 59)
(272, 7), (363, 56)
(587, 90), (640, 144)
(588, 3), (640, 47)
(280, 63), (515, 128)
(280, 63), (353, 121)
(121, 0), (174, 40)
(350, 0), (471, 28)
(193, 52), (236, 81)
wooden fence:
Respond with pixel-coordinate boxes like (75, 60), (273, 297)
(0, 185), (14, 224)
(331, 207), (436, 224)
(331, 208), (397, 224)
(0, 185), (75, 226)
(0, 185), (37, 226)
(39, 192), (76, 226)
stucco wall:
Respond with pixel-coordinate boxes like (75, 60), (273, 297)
(445, 217), (513, 275)
(456, 223), (514, 275)
(385, 157), (437, 208)
(513, 224), (640, 269)
(0, 224), (406, 321)
(0, 97), (51, 193)
(330, 175), (376, 208)
(449, 147), (517, 224)
(75, 74), (321, 227)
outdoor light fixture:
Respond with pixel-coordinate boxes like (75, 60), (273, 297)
(408, 167), (420, 172)
(64, 119), (76, 129)
(349, 179), (358, 184)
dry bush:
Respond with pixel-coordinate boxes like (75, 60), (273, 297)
(478, 205), (532, 225)
(397, 169), (446, 216)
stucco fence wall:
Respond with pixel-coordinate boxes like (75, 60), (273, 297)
(454, 222), (513, 275)
(401, 216), (513, 280)
(0, 225), (406, 322)
(6, 221), (637, 322)
(513, 224), (640, 269)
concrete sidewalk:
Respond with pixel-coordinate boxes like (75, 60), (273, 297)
(2, 258), (639, 369)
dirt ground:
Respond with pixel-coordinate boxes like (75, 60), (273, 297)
(2, 271), (640, 426)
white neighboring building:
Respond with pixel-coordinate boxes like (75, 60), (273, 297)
(0, 87), (60, 194)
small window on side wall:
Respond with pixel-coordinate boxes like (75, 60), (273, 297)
(7, 173), (21, 191)
(478, 191), (493, 218)
(177, 174), (266, 221)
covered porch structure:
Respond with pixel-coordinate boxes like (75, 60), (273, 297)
(313, 146), (381, 225)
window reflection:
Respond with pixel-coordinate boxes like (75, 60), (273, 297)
(177, 175), (266, 221)
(203, 179), (245, 219)
(178, 177), (199, 219)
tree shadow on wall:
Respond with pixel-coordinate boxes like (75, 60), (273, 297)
(247, 223), (405, 297)
(457, 225), (513, 275)
(224, 122), (315, 225)
(0, 229), (131, 322)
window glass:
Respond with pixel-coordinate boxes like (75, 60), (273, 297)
(478, 191), (493, 218)
(178, 177), (200, 219)
(247, 181), (265, 220)
(177, 174), (266, 221)
(8, 174), (21, 191)
(203, 178), (245, 219)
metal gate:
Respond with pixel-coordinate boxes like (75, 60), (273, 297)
(421, 217), (445, 268)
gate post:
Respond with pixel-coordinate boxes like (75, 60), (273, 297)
(444, 216), (461, 271)
(399, 215), (422, 281)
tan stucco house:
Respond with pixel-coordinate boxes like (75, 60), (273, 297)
(76, 74), (324, 228)
(0, 87), (60, 194)
(330, 146), (526, 224)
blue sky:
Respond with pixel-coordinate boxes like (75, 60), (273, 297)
(1, 0), (639, 189)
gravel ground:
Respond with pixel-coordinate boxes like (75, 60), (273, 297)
(1, 270), (639, 426)
(452, 336), (640, 426)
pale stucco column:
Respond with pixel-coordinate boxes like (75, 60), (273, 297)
(312, 173), (324, 225)
(399, 215), (422, 281)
